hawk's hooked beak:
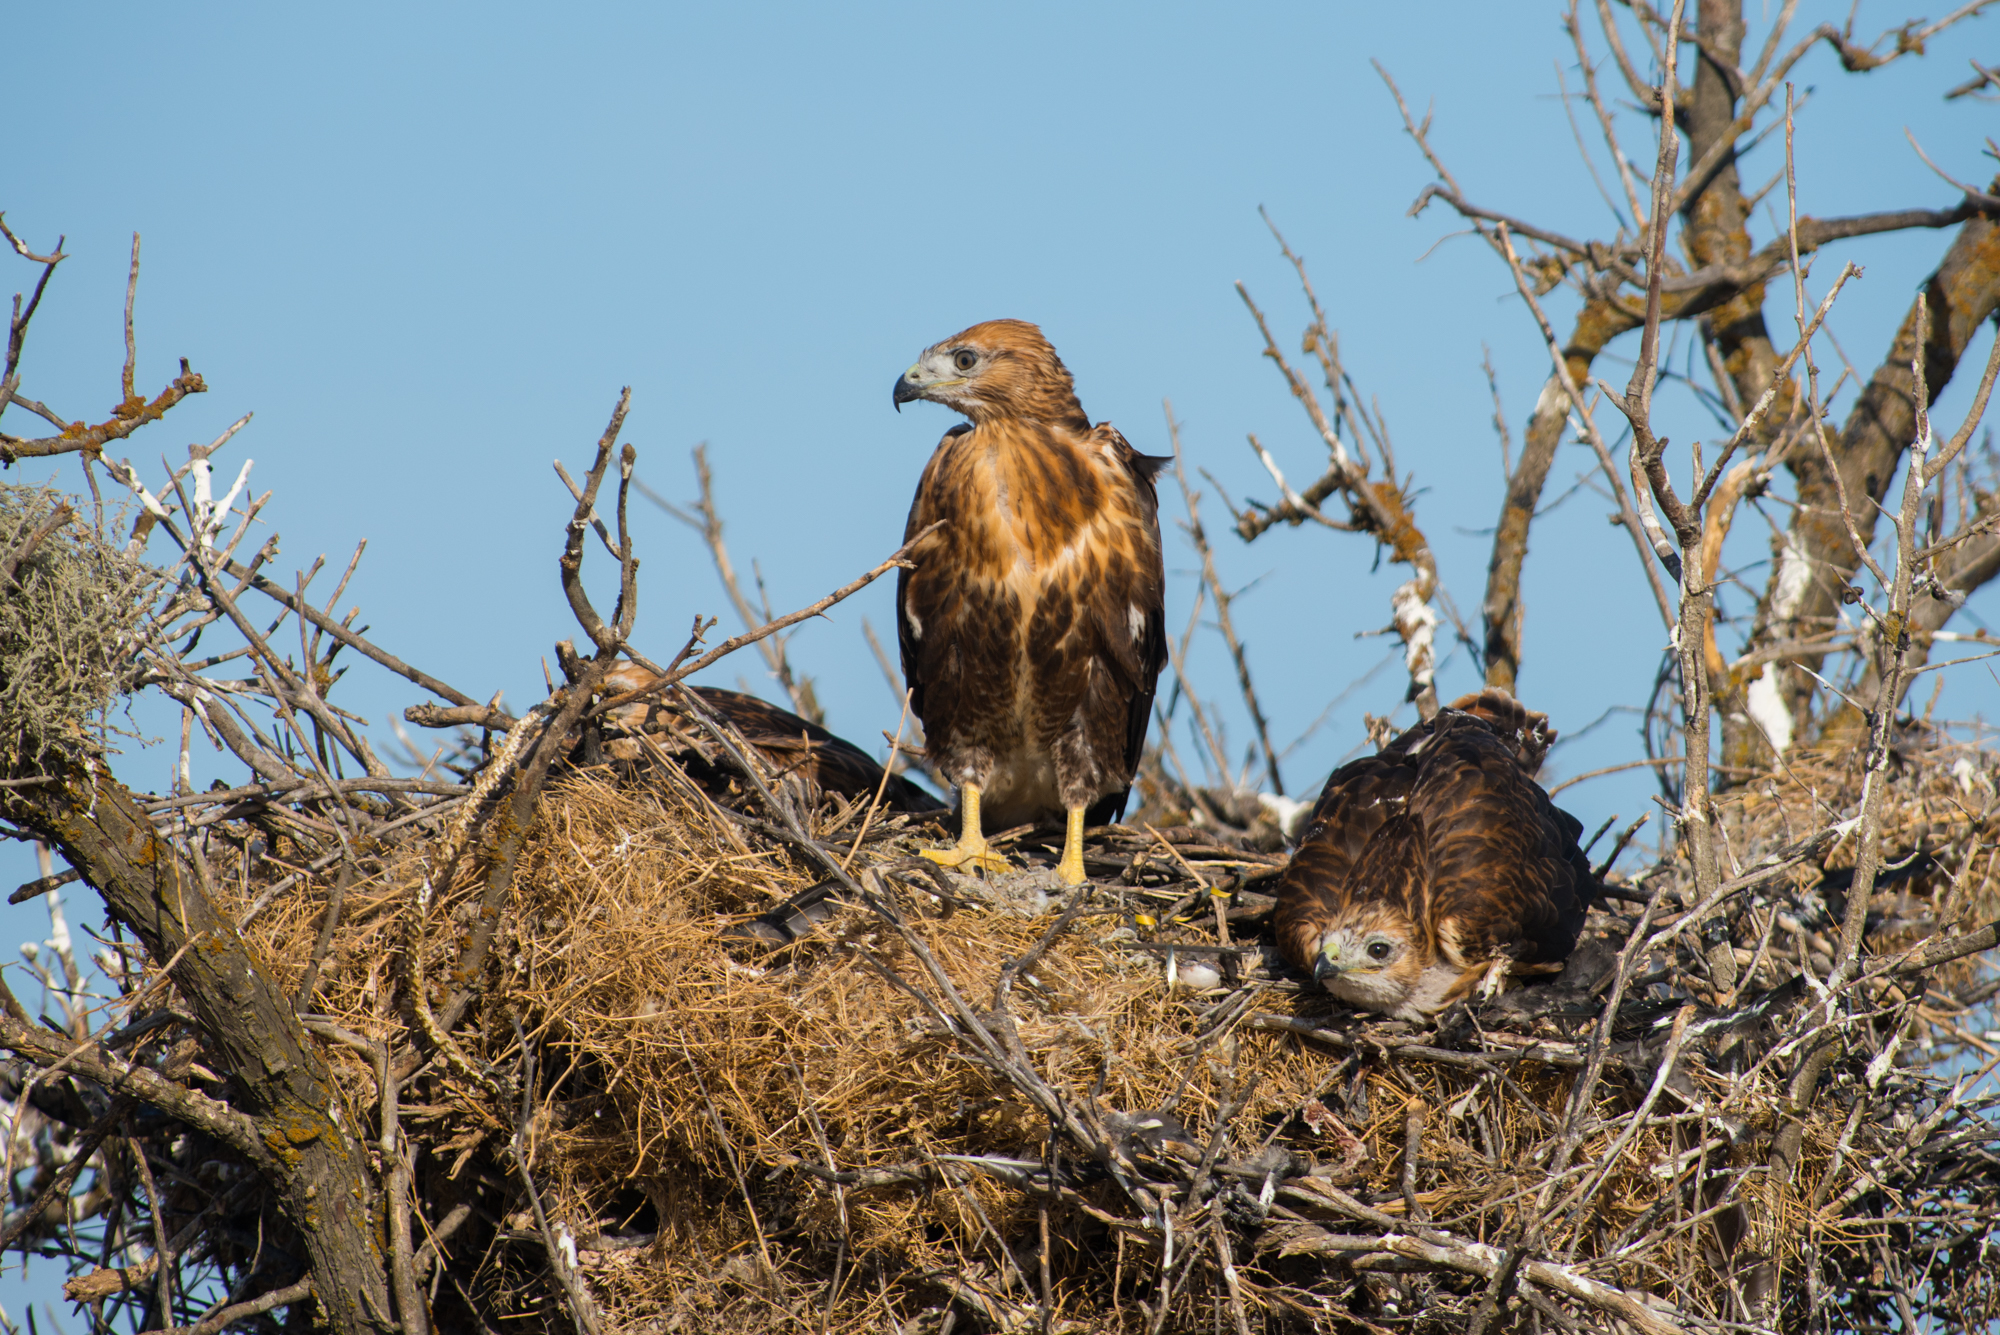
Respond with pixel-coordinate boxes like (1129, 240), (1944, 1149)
(893, 368), (925, 412)
(1313, 952), (1344, 983)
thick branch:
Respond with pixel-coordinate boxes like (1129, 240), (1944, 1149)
(1, 766), (397, 1334)
(0, 362), (205, 463)
(1681, 0), (1789, 454)
(0, 1008), (257, 1160)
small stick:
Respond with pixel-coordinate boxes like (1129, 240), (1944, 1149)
(1402, 1104), (1427, 1224)
(126, 1123), (175, 1329)
(1553, 1004), (1696, 1223)
(860, 615), (941, 785)
(1536, 884), (1671, 1213)
(1161, 587), (1234, 785)
(0, 500), (73, 586)
(1166, 402), (1282, 795)
(511, 1018), (605, 1335)
(1926, 297), (2000, 484)
(161, 1277), (315, 1335)
(379, 1032), (428, 1335)
(122, 232), (140, 404)
(591, 522), (945, 720)
(1211, 1215), (1252, 1335)
(1037, 1121), (1054, 1335)
(551, 459), (619, 558)
(1592, 814), (1651, 881)
(645, 445), (820, 721)
(311, 540), (369, 666)
(0, 1097), (131, 1257)
(840, 688), (911, 874)
(1465, 1236), (1528, 1335)
(0, 214), (66, 264)
(292, 853), (355, 1008)
(1142, 823), (1228, 945)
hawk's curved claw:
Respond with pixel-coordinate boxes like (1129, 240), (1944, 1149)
(926, 782), (1011, 875)
(921, 844), (1013, 876)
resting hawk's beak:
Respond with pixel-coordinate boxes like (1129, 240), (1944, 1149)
(893, 367), (925, 412)
(1313, 952), (1344, 983)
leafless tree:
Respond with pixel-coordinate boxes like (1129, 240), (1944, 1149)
(2, 6), (1999, 1329)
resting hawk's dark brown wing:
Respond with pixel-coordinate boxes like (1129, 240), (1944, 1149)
(1274, 690), (1597, 975)
(602, 665), (944, 814)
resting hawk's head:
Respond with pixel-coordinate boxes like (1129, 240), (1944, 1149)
(1305, 901), (1430, 1018)
(893, 319), (1087, 429)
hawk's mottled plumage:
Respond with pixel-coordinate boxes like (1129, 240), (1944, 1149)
(891, 319), (1167, 884)
(1273, 690), (1600, 1021)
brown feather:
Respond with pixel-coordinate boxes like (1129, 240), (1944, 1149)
(1273, 691), (1598, 1019)
(600, 666), (944, 814)
(894, 320), (1167, 829)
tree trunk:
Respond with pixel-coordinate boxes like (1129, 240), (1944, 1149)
(1767, 206), (2000, 745)
(3, 765), (400, 1334)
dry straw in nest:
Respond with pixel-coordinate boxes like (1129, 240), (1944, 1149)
(193, 725), (2000, 1334)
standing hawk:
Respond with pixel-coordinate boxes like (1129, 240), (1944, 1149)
(891, 319), (1167, 886)
(1272, 690), (1601, 1021)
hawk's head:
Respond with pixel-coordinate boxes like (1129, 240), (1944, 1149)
(1307, 901), (1428, 1018)
(893, 319), (1087, 429)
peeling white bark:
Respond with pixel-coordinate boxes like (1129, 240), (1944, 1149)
(1531, 374), (1568, 421)
(1771, 532), (1812, 623)
(1745, 662), (1794, 755)
(1391, 576), (1438, 700)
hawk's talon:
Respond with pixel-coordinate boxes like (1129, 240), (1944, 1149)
(921, 844), (1014, 876)
(926, 782), (1011, 875)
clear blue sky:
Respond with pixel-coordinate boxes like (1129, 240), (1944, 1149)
(2, 1), (1995, 1317)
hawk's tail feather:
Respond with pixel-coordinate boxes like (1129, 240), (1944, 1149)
(1086, 786), (1132, 828)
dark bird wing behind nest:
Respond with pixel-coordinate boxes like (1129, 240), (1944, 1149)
(601, 665), (944, 814)
(1272, 689), (1599, 1021)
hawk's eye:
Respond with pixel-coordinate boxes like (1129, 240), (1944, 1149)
(952, 349), (978, 372)
(1366, 941), (1392, 962)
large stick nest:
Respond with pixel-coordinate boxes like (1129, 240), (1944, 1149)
(92, 700), (2000, 1335)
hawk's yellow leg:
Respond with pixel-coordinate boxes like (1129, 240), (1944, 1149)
(1056, 807), (1087, 886)
(922, 783), (1012, 875)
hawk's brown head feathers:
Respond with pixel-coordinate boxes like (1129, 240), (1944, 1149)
(892, 319), (1088, 431)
